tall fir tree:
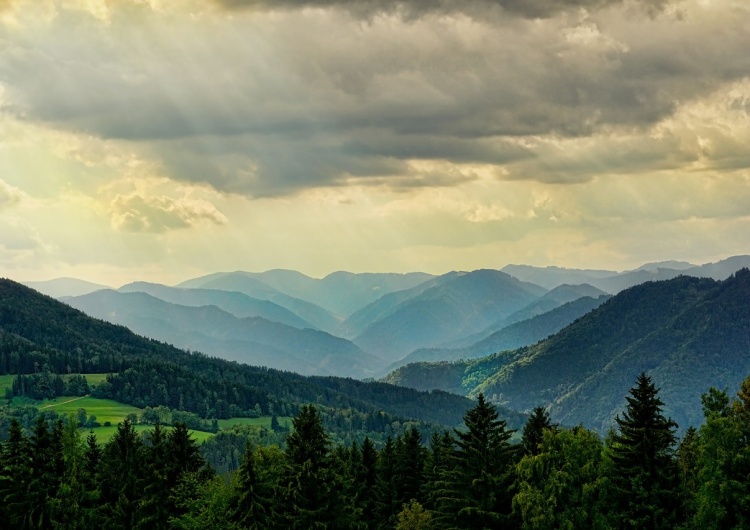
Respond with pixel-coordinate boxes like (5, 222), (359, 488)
(232, 442), (272, 529)
(607, 372), (678, 530)
(437, 393), (517, 529)
(521, 406), (553, 456)
(99, 418), (145, 529)
(282, 404), (338, 529)
(0, 418), (31, 528)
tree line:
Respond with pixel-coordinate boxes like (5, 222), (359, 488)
(2, 372), (750, 529)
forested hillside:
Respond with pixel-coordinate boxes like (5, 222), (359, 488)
(3, 373), (749, 529)
(386, 270), (750, 432)
(0, 279), (486, 441)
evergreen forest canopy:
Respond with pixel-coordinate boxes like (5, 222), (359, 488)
(2, 373), (750, 529)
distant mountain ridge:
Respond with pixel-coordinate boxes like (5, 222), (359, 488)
(352, 269), (547, 362)
(388, 294), (611, 372)
(63, 290), (385, 378)
(502, 255), (750, 294)
(0, 278), (484, 431)
(384, 270), (750, 433)
(178, 269), (434, 318)
(118, 282), (315, 330)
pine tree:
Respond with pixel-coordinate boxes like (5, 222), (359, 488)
(232, 442), (272, 529)
(282, 404), (335, 529)
(138, 423), (171, 530)
(395, 427), (427, 508)
(27, 415), (59, 529)
(99, 418), (145, 529)
(521, 406), (553, 456)
(0, 418), (31, 528)
(51, 416), (89, 529)
(373, 436), (399, 528)
(438, 393), (517, 529)
(360, 436), (379, 527)
(607, 372), (678, 529)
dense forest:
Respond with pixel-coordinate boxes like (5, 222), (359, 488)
(2, 373), (750, 529)
(386, 269), (750, 432)
(0, 278), (521, 445)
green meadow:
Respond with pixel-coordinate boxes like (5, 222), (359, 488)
(34, 394), (284, 444)
(0, 374), (14, 396)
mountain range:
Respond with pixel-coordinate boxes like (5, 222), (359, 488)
(17, 254), (750, 432)
(384, 269), (750, 432)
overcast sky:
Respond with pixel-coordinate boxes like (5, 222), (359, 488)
(1, 0), (749, 285)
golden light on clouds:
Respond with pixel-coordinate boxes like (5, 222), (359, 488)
(0, 0), (749, 284)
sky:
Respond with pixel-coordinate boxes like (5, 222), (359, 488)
(1, 0), (749, 286)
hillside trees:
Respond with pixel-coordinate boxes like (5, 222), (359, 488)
(606, 372), (679, 529)
(435, 393), (518, 529)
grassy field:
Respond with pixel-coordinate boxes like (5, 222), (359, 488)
(37, 395), (215, 444)
(2, 375), (288, 444)
(0, 374), (14, 397)
(35, 396), (287, 444)
(40, 395), (142, 425)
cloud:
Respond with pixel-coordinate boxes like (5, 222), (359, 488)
(1, 0), (749, 201)
(109, 192), (227, 233)
(211, 0), (671, 20)
(0, 179), (23, 208)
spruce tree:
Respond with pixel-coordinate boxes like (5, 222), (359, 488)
(438, 393), (517, 529)
(373, 436), (399, 528)
(607, 372), (678, 529)
(0, 418), (31, 528)
(232, 442), (272, 529)
(395, 427), (427, 508)
(99, 418), (145, 529)
(521, 406), (553, 456)
(138, 423), (171, 530)
(282, 404), (335, 529)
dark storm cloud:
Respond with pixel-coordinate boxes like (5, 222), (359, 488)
(212, 0), (672, 20)
(2, 0), (749, 197)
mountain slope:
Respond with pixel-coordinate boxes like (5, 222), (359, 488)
(390, 294), (611, 370)
(386, 270), (750, 433)
(503, 255), (750, 294)
(118, 282), (314, 330)
(22, 277), (111, 298)
(62, 290), (384, 378)
(178, 270), (434, 319)
(246, 270), (435, 317)
(180, 273), (342, 333)
(445, 283), (608, 349)
(0, 278), (480, 430)
(353, 270), (546, 362)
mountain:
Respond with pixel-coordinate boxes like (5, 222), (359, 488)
(178, 270), (434, 318)
(339, 272), (462, 339)
(353, 269), (547, 362)
(0, 278), (483, 431)
(444, 283), (608, 349)
(503, 255), (750, 295)
(500, 265), (617, 290)
(389, 294), (611, 371)
(385, 270), (750, 433)
(22, 277), (111, 298)
(633, 260), (696, 271)
(62, 290), (384, 378)
(118, 282), (315, 330)
(178, 273), (341, 333)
